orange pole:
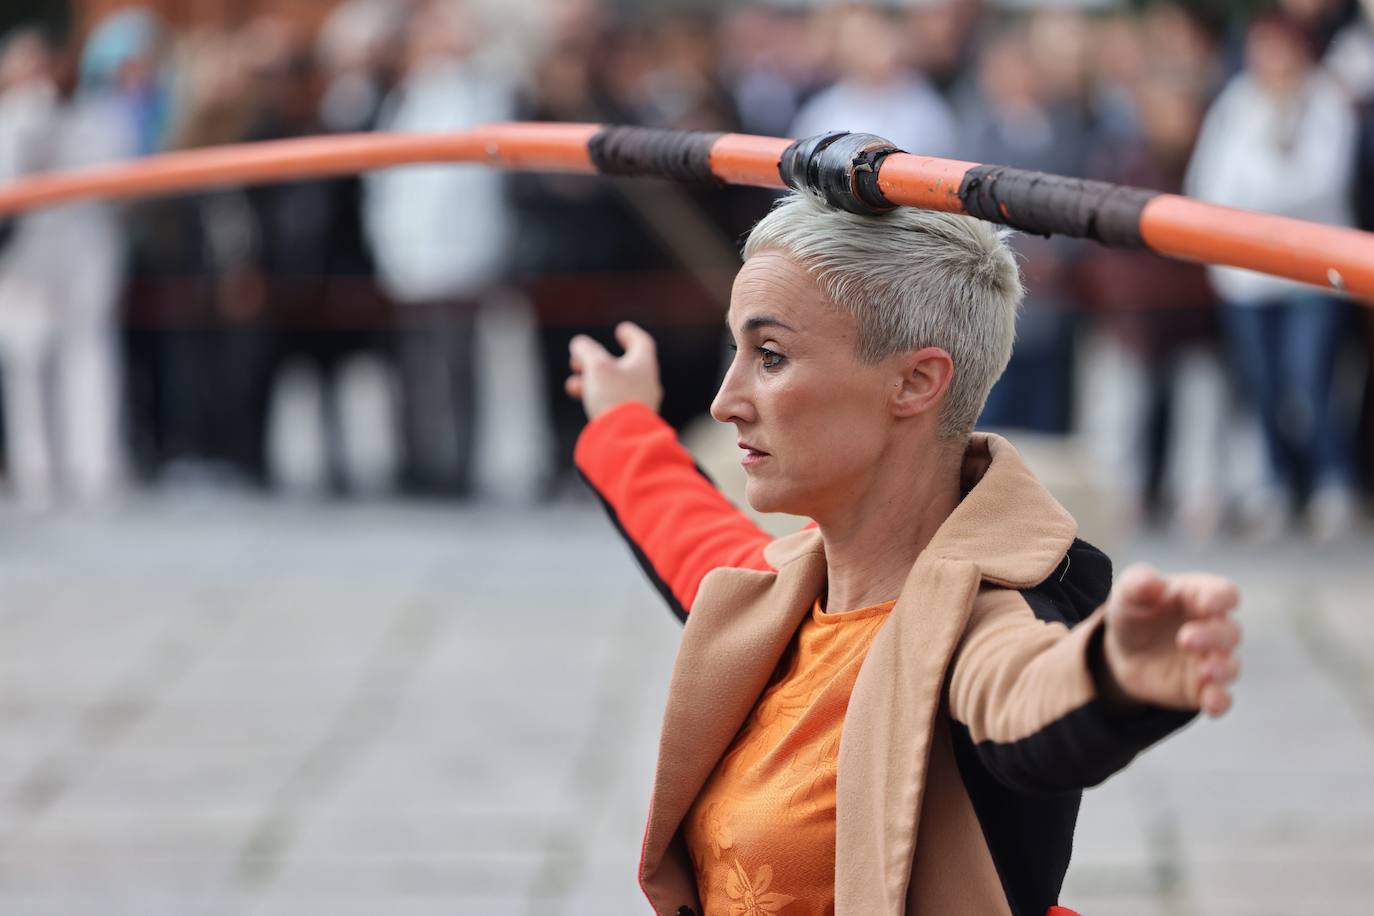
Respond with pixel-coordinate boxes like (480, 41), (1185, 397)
(0, 123), (600, 214)
(0, 122), (1370, 300)
(1139, 194), (1374, 296)
(707, 134), (791, 188)
(874, 153), (977, 213)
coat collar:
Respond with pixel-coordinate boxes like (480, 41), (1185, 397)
(761, 432), (1076, 589)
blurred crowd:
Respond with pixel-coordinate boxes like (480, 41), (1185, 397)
(0, 0), (1372, 542)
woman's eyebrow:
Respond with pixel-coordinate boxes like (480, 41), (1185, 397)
(736, 315), (798, 334)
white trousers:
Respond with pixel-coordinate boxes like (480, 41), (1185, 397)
(0, 234), (125, 506)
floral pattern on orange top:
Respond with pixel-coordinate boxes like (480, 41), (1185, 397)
(683, 597), (895, 915)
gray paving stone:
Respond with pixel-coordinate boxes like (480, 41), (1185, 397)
(0, 498), (1369, 914)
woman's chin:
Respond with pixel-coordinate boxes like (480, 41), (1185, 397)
(744, 479), (802, 517)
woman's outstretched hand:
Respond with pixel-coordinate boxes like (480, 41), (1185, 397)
(1101, 565), (1242, 718)
(566, 321), (665, 421)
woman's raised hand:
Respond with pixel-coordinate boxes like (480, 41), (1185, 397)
(1100, 565), (1242, 718)
(566, 321), (665, 421)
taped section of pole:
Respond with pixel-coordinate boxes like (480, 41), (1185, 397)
(0, 122), (1370, 299)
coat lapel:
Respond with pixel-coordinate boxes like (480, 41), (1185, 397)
(834, 552), (983, 914)
(833, 434), (1075, 912)
(639, 533), (827, 908)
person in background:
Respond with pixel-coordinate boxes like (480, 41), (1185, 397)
(0, 20), (137, 508)
(607, 13), (768, 455)
(1080, 65), (1225, 537)
(1329, 0), (1374, 507)
(364, 0), (511, 498)
(289, 1), (404, 495)
(904, 0), (987, 100)
(1278, 0), (1356, 56)
(241, 12), (401, 496)
(717, 5), (813, 138)
(1187, 12), (1361, 540)
(959, 18), (1090, 435)
(507, 0), (639, 496)
(511, 1), (746, 497)
(122, 21), (265, 488)
(789, 4), (957, 157)
(1324, 0), (1374, 96)
(0, 27), (64, 506)
(77, 6), (168, 158)
(316, 0), (400, 138)
(1143, 1), (1227, 101)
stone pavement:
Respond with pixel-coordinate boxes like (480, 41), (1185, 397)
(0, 496), (1370, 915)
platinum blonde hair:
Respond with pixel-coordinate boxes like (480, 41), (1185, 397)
(742, 191), (1023, 439)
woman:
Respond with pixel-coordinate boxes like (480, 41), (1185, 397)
(566, 192), (1242, 916)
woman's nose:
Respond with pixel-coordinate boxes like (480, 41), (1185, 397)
(710, 359), (751, 425)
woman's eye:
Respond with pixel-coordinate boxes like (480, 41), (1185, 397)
(758, 347), (784, 369)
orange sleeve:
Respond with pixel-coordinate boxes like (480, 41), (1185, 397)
(574, 402), (773, 620)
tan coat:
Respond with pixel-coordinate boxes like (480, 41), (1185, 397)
(638, 433), (1117, 916)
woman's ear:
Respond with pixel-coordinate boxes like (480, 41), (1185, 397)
(891, 347), (955, 420)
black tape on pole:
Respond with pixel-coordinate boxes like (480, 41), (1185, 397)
(778, 131), (900, 215)
(957, 165), (1158, 247)
(587, 126), (722, 185)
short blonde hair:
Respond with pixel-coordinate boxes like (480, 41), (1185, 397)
(743, 191), (1023, 438)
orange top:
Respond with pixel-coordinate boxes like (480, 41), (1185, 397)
(683, 596), (896, 915)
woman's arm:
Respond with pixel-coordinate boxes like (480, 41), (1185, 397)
(946, 558), (1239, 794)
(570, 323), (773, 621)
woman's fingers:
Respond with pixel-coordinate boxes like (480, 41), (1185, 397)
(564, 374), (583, 400)
(1192, 650), (1240, 719)
(1178, 618), (1242, 653)
(616, 321), (657, 364)
(1165, 573), (1240, 619)
(568, 333), (610, 372)
(1116, 563), (1167, 607)
(1197, 651), (1241, 685)
(1199, 682), (1232, 717)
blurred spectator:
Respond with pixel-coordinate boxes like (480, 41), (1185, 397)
(293, 1), (404, 494)
(789, 4), (957, 156)
(510, 4), (746, 497)
(237, 10), (401, 495)
(1088, 11), (1149, 140)
(317, 0), (403, 135)
(1186, 13), (1361, 539)
(238, 19), (331, 489)
(78, 7), (167, 156)
(1327, 0), (1374, 96)
(1142, 2), (1227, 100)
(122, 22), (263, 487)
(626, 14), (737, 132)
(904, 0), (986, 99)
(608, 13), (766, 440)
(1278, 0), (1356, 54)
(0, 29), (54, 266)
(0, 28), (63, 506)
(1080, 70), (1225, 535)
(961, 19), (1089, 435)
(509, 1), (636, 495)
(718, 6), (813, 137)
(0, 21), (136, 507)
(365, 0), (511, 498)
(1332, 0), (1374, 499)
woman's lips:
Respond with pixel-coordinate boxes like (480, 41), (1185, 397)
(739, 444), (770, 468)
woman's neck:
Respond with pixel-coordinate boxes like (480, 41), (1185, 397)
(817, 439), (965, 614)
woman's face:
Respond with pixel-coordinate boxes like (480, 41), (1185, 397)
(711, 250), (902, 518)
